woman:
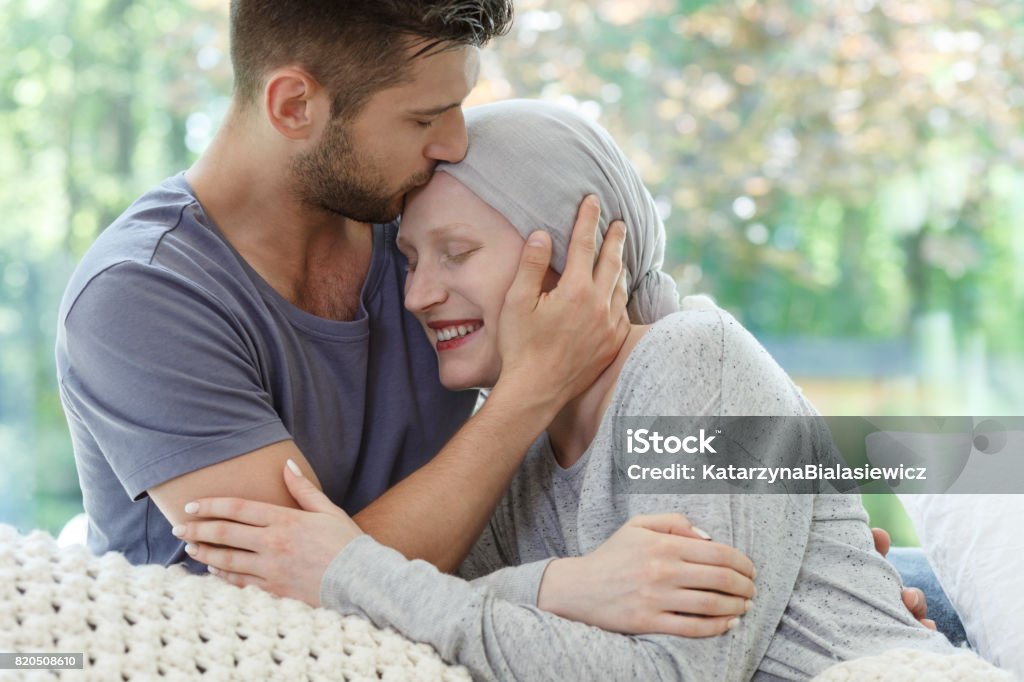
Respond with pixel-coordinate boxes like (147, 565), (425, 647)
(179, 100), (958, 680)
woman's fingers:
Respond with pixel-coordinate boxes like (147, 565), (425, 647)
(672, 538), (757, 580)
(628, 512), (708, 541)
(184, 496), (284, 526)
(669, 590), (751, 618)
(653, 613), (740, 639)
(174, 519), (263, 553)
(678, 562), (757, 599)
(186, 541), (261, 577)
(208, 566), (267, 591)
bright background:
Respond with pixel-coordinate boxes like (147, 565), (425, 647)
(2, 0), (1023, 544)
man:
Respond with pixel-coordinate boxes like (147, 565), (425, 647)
(55, 0), (628, 575)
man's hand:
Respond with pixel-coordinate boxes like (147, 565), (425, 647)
(871, 527), (935, 630)
(538, 514), (756, 638)
(495, 195), (630, 417)
(174, 460), (363, 607)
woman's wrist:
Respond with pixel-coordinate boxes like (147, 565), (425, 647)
(537, 556), (586, 618)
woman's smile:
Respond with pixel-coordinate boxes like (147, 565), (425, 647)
(428, 319), (484, 351)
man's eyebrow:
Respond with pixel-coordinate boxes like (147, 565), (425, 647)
(407, 101), (461, 117)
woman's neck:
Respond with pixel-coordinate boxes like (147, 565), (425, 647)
(546, 324), (651, 469)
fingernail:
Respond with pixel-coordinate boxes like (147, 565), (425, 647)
(286, 458), (303, 477)
(585, 194), (599, 207)
(207, 565), (219, 576)
(171, 525), (185, 538)
(727, 618), (740, 630)
(184, 502), (199, 514)
(745, 600), (752, 613)
(527, 232), (545, 247)
(693, 526), (712, 540)
(185, 543), (197, 556)
(911, 590), (921, 608)
(752, 566), (757, 580)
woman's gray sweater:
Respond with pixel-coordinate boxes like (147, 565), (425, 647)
(321, 307), (953, 681)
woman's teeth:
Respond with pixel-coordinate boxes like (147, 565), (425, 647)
(437, 323), (480, 341)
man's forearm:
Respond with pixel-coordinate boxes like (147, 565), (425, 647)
(353, 382), (558, 572)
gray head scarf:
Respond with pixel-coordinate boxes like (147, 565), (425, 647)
(436, 99), (680, 324)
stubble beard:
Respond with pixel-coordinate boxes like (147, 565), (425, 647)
(291, 118), (432, 224)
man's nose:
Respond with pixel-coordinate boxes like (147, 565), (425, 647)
(423, 108), (468, 164)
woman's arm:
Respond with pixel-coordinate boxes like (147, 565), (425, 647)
(322, 534), (734, 682)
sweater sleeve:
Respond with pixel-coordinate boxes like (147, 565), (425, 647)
(457, 515), (554, 606)
(322, 535), (715, 682)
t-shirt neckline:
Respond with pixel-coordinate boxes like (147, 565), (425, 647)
(169, 172), (387, 341)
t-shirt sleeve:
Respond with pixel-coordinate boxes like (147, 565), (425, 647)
(59, 261), (292, 500)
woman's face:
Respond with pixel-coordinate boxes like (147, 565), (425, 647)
(397, 172), (525, 391)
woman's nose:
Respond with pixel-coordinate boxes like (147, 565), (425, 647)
(404, 267), (447, 313)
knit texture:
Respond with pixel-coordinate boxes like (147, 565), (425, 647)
(0, 524), (469, 681)
(812, 647), (1013, 681)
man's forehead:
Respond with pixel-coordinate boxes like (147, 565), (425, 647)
(394, 44), (480, 100)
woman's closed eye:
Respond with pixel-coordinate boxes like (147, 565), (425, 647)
(445, 246), (481, 264)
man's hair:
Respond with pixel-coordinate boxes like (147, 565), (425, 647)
(229, 1), (514, 120)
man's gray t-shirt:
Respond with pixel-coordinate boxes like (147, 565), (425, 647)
(55, 173), (476, 572)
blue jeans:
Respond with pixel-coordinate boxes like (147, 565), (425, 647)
(888, 547), (968, 647)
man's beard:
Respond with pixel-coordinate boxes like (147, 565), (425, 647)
(291, 118), (432, 224)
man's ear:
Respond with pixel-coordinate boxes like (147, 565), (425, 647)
(264, 68), (327, 140)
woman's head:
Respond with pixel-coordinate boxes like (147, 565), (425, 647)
(397, 99), (679, 390)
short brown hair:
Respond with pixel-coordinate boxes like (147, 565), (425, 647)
(229, 1), (514, 120)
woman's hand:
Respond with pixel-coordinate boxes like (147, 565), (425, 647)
(173, 460), (363, 607)
(537, 513), (756, 638)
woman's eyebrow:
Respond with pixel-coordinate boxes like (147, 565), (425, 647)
(397, 223), (475, 252)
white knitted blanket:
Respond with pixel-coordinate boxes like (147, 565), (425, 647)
(812, 647), (1014, 682)
(3, 524), (1013, 681)
(0, 525), (470, 681)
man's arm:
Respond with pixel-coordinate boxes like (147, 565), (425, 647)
(148, 440), (319, 528)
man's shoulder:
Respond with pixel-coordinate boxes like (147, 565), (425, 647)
(59, 174), (238, 322)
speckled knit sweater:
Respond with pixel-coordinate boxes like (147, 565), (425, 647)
(322, 306), (958, 681)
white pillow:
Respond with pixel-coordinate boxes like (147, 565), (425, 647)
(898, 492), (1024, 678)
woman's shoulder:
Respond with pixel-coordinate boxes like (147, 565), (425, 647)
(616, 296), (811, 416)
(642, 295), (763, 361)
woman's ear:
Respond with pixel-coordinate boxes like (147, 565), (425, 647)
(541, 267), (561, 294)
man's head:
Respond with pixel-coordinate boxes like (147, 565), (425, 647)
(228, 1), (513, 222)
